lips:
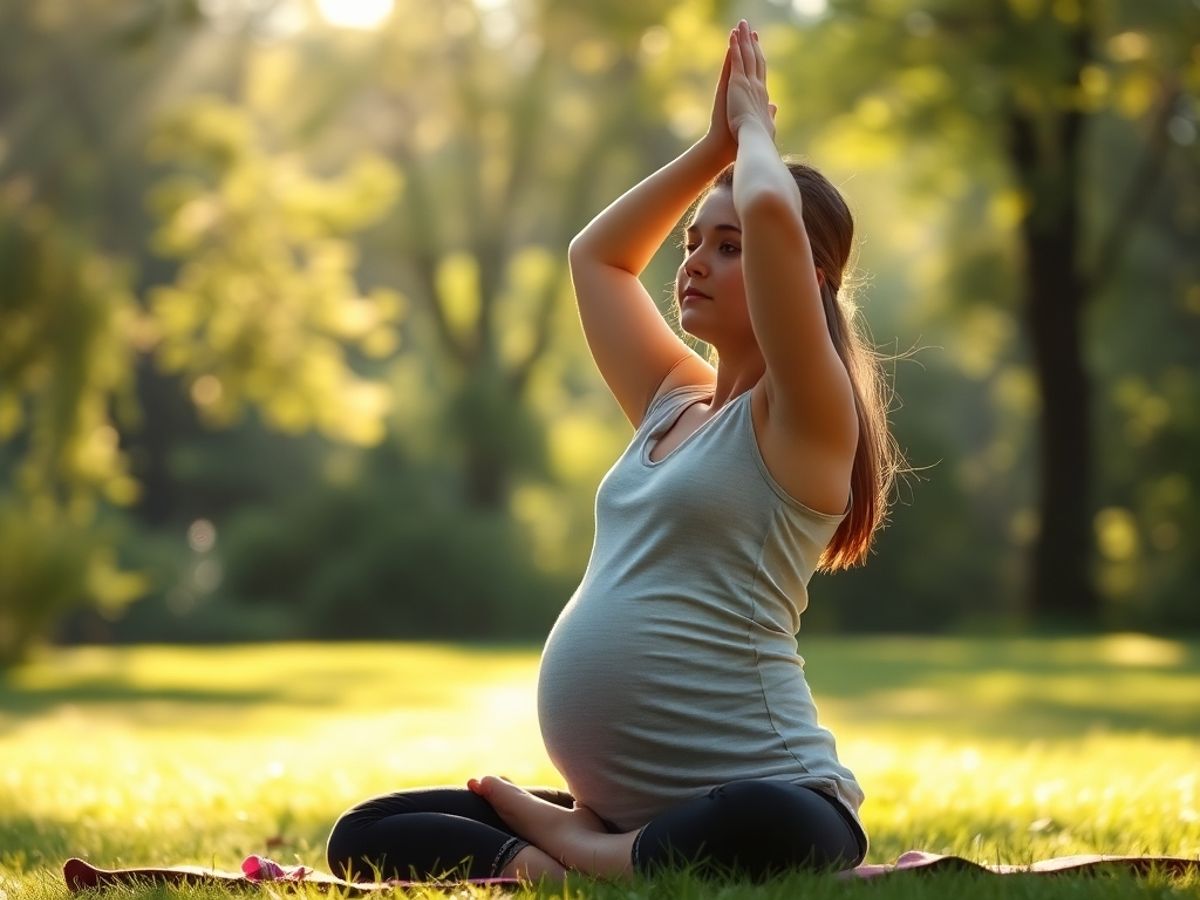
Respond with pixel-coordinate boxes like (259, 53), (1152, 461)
(682, 287), (711, 302)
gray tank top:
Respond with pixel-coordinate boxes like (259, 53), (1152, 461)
(537, 384), (867, 848)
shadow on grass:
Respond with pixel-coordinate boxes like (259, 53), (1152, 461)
(0, 642), (519, 728)
(0, 680), (279, 713)
(2, 636), (1198, 740)
(800, 636), (1200, 739)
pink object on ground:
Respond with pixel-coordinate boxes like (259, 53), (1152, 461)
(62, 855), (521, 894)
(241, 854), (312, 881)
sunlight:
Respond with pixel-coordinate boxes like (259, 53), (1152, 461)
(315, 0), (394, 30)
(1097, 632), (1187, 668)
(4, 640), (1200, 886)
(791, 0), (828, 19)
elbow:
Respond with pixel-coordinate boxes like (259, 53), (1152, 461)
(567, 232), (598, 269)
(567, 232), (634, 276)
(567, 232), (588, 261)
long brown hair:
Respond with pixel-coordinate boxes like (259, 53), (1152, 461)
(709, 162), (902, 571)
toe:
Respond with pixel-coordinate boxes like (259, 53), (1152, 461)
(478, 775), (521, 803)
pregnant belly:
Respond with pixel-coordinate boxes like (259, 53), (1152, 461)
(536, 601), (781, 794)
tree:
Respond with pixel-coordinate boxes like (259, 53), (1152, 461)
(146, 96), (402, 446)
(0, 189), (146, 665)
(237, 0), (740, 509)
(0, 5), (408, 663)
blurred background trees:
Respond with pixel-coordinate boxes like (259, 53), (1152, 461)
(1, 0), (1196, 665)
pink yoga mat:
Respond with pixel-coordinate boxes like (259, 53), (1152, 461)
(63, 850), (1200, 893)
(63, 855), (520, 893)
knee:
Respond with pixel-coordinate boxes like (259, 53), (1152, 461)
(324, 814), (356, 879)
(712, 780), (860, 872)
(325, 804), (379, 881)
(705, 781), (835, 857)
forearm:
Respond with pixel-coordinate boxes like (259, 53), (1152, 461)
(569, 139), (730, 275)
(731, 120), (801, 216)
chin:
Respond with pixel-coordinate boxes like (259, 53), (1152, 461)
(679, 309), (715, 342)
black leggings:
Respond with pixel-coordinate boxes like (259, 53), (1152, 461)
(325, 779), (867, 882)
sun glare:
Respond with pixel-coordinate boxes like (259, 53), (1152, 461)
(791, 0), (828, 18)
(316, 0), (394, 29)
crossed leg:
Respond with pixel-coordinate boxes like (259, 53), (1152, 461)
(471, 775), (866, 882)
(327, 777), (865, 885)
(324, 784), (578, 883)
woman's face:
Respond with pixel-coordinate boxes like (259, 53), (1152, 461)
(675, 187), (754, 348)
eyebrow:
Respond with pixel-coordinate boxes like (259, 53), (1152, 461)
(683, 223), (742, 234)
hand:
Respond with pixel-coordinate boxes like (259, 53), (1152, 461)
(726, 20), (776, 143)
(700, 43), (737, 165)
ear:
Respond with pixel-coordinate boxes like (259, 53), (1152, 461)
(815, 267), (826, 288)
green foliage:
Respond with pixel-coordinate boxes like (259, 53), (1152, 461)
(214, 465), (569, 641)
(0, 503), (144, 667)
(0, 188), (147, 664)
(0, 187), (140, 510)
(1, 0), (1197, 652)
(147, 96), (404, 446)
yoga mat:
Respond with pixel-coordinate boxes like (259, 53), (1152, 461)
(63, 855), (519, 894)
(841, 849), (1200, 878)
(63, 850), (1200, 893)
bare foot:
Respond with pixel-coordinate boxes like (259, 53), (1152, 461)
(468, 776), (635, 877)
(500, 844), (566, 884)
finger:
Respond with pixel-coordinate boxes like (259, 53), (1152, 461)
(751, 28), (767, 82)
(739, 22), (758, 82)
(768, 102), (778, 120)
(728, 27), (746, 77)
(738, 21), (761, 82)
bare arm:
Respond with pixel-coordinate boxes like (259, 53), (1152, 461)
(569, 138), (731, 275)
(727, 22), (857, 452)
(567, 52), (738, 426)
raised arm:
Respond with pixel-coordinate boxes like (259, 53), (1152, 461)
(726, 21), (858, 455)
(568, 53), (738, 426)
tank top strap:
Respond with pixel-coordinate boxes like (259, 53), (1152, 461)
(639, 384), (714, 435)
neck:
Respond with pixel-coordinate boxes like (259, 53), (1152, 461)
(709, 343), (766, 408)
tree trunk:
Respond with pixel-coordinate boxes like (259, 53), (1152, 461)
(463, 438), (509, 510)
(1022, 225), (1098, 622)
(1005, 11), (1101, 624)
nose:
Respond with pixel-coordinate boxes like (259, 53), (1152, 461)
(684, 249), (707, 278)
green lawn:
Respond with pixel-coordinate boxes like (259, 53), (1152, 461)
(1, 635), (1198, 898)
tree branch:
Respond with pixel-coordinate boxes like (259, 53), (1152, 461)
(396, 138), (472, 366)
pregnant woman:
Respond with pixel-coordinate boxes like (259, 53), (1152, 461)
(326, 19), (900, 884)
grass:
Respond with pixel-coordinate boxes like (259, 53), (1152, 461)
(1, 634), (1198, 898)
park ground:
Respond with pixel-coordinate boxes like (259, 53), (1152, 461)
(1, 635), (1198, 898)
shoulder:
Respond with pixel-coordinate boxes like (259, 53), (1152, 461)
(749, 379), (854, 519)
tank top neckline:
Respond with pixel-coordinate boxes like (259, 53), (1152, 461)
(641, 388), (748, 468)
